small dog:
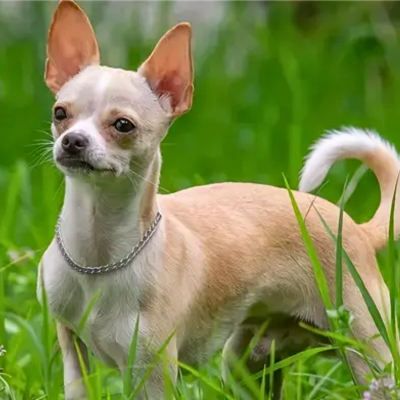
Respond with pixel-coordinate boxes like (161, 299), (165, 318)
(38, 1), (398, 399)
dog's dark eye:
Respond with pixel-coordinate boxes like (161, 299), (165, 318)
(113, 118), (135, 134)
(54, 106), (67, 121)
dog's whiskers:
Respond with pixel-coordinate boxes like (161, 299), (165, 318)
(128, 165), (170, 194)
(29, 146), (54, 171)
(126, 171), (140, 194)
(27, 133), (56, 171)
(35, 129), (54, 139)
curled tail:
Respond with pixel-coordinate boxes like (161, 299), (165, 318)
(299, 127), (400, 251)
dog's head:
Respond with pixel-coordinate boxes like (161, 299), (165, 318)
(46, 0), (193, 180)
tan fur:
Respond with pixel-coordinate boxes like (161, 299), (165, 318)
(361, 145), (400, 249)
(38, 2), (394, 400)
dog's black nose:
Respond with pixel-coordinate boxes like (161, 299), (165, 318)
(61, 132), (88, 155)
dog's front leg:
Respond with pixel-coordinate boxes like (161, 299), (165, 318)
(57, 323), (89, 400)
(130, 334), (178, 400)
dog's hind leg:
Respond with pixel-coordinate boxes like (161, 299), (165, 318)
(222, 326), (284, 400)
(222, 318), (320, 400)
(342, 282), (392, 400)
(298, 274), (393, 400)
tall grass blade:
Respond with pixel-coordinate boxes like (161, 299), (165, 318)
(335, 177), (348, 309)
(387, 176), (399, 348)
(123, 315), (140, 397)
(75, 338), (95, 400)
(268, 339), (276, 400)
(252, 346), (337, 380)
(283, 175), (333, 310)
(316, 209), (391, 348)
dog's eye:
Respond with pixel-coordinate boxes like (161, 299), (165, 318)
(54, 106), (67, 121)
(113, 118), (135, 134)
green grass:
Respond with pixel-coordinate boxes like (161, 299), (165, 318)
(3, 1), (400, 399)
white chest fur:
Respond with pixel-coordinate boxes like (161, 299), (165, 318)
(38, 239), (159, 370)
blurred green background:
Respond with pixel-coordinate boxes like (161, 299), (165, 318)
(3, 1), (400, 247)
(2, 1), (400, 398)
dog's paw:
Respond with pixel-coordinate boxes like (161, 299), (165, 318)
(64, 381), (87, 400)
(251, 338), (273, 361)
(250, 326), (319, 362)
(250, 329), (289, 361)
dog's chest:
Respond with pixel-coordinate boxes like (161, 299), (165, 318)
(39, 241), (145, 368)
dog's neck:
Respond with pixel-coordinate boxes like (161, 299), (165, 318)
(58, 153), (161, 268)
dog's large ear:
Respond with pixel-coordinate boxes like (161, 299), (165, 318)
(138, 23), (194, 117)
(45, 0), (100, 94)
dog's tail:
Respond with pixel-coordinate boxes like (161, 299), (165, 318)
(299, 127), (400, 251)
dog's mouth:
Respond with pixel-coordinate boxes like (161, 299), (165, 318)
(57, 157), (96, 172)
(56, 157), (115, 174)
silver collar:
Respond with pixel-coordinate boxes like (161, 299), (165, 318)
(55, 212), (162, 275)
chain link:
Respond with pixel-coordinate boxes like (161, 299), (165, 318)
(55, 212), (162, 275)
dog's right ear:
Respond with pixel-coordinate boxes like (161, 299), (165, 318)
(45, 0), (100, 94)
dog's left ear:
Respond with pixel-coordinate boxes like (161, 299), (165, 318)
(45, 0), (100, 94)
(138, 23), (194, 117)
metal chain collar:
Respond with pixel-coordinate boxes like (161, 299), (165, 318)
(55, 212), (162, 275)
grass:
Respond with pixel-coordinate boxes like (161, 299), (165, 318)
(3, 1), (400, 399)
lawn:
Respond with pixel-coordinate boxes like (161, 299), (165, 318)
(1, 1), (400, 399)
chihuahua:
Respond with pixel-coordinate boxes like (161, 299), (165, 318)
(38, 1), (398, 399)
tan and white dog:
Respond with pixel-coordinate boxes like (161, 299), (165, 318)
(38, 1), (398, 399)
